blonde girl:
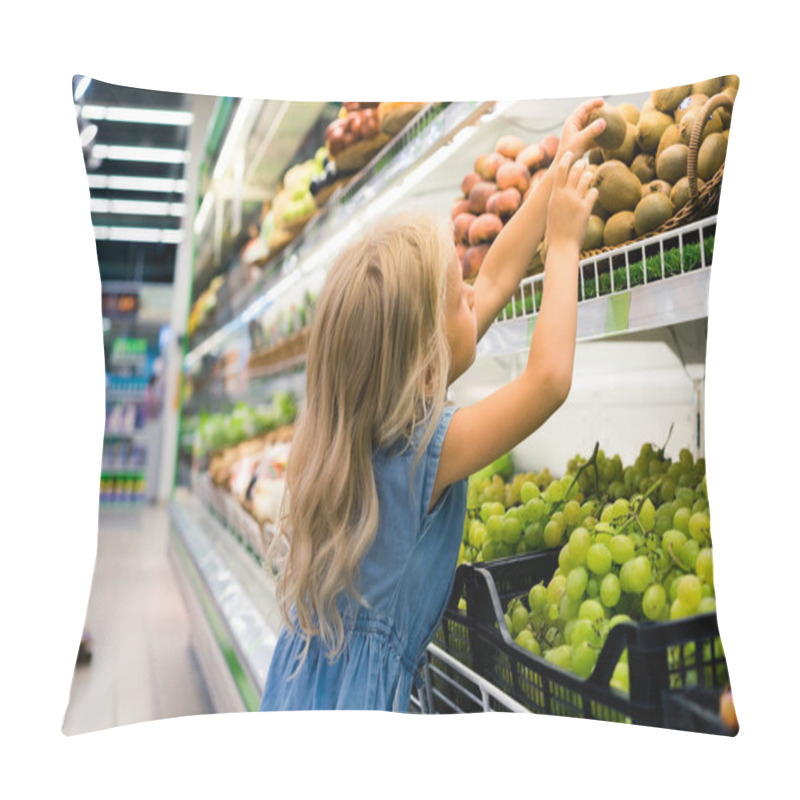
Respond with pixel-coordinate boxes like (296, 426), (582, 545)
(259, 100), (607, 712)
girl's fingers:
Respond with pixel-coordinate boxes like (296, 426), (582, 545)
(578, 167), (595, 196)
(568, 158), (587, 189)
(555, 151), (573, 186)
(584, 186), (599, 211)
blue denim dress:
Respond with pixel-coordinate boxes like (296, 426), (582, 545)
(259, 404), (467, 712)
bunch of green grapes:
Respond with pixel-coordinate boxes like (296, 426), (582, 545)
(494, 473), (720, 694)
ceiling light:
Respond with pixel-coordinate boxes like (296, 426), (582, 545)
(78, 104), (193, 126)
(91, 199), (186, 217)
(86, 175), (188, 193)
(94, 226), (184, 243)
(91, 144), (190, 164)
(79, 122), (98, 149)
(74, 76), (92, 101)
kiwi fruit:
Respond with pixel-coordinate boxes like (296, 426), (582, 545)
(657, 144), (689, 185)
(640, 96), (654, 115)
(657, 124), (682, 162)
(692, 77), (725, 97)
(602, 122), (637, 165)
(674, 94), (708, 125)
(722, 85), (738, 102)
(651, 85), (692, 113)
(717, 106), (732, 129)
(724, 75), (740, 90)
(643, 179), (672, 197)
(634, 192), (674, 236)
(630, 153), (657, 184)
(721, 129), (729, 144)
(697, 133), (727, 180)
(670, 176), (706, 211)
(636, 110), (674, 153)
(603, 211), (636, 247)
(582, 215), (606, 251)
(618, 103), (640, 125)
(589, 105), (628, 150)
(587, 147), (604, 166)
(594, 160), (643, 214)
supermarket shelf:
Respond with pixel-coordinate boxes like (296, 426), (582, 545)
(184, 101), (495, 368)
(168, 488), (283, 710)
(478, 217), (716, 358)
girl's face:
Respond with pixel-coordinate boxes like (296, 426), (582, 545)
(444, 247), (477, 384)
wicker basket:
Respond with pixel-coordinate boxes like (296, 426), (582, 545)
(580, 92), (733, 259)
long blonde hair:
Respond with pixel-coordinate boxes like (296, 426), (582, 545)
(267, 212), (454, 662)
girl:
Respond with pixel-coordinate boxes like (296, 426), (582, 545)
(259, 99), (606, 712)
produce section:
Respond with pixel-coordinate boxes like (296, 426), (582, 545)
(169, 80), (737, 730)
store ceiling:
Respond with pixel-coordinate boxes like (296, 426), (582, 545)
(74, 76), (194, 284)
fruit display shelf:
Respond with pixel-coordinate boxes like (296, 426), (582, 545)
(478, 216), (716, 359)
(184, 102), (494, 369)
(168, 487), (283, 712)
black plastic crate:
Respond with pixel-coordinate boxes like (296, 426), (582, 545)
(662, 687), (737, 736)
(436, 549), (730, 728)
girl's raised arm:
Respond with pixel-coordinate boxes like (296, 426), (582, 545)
(472, 99), (606, 342)
(429, 154), (597, 512)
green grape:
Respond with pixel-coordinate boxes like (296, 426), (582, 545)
(485, 515), (503, 542)
(580, 500), (597, 520)
(678, 448), (694, 467)
(675, 487), (695, 509)
(515, 628), (539, 653)
(564, 500), (582, 528)
(568, 527), (591, 565)
(522, 497), (546, 524)
(528, 583), (548, 613)
(479, 502), (493, 523)
(504, 613), (513, 633)
(495, 542), (514, 558)
(583, 516), (598, 530)
(524, 522), (544, 550)
(600, 504), (615, 524)
(648, 459), (663, 478)
(550, 511), (566, 529)
(642, 583), (667, 620)
(544, 480), (566, 504)
(701, 583), (712, 598)
(655, 546), (671, 572)
(638, 498), (656, 532)
(515, 540), (528, 555)
(587, 543), (613, 576)
(662, 528), (687, 558)
(659, 477), (676, 503)
(520, 481), (540, 504)
(559, 544), (577, 574)
(570, 640), (599, 678)
(609, 535), (636, 565)
(468, 520), (487, 549)
(692, 498), (709, 514)
(505, 506), (521, 521)
(511, 603), (530, 637)
(481, 541), (498, 561)
(578, 598), (605, 624)
(672, 506), (691, 535)
(695, 548), (713, 586)
(586, 576), (600, 599)
(676, 539), (700, 570)
(676, 575), (702, 611)
(464, 546), (477, 562)
(688, 511), (710, 544)
(612, 498), (630, 518)
(571, 618), (602, 647)
(600, 573), (621, 608)
(501, 516), (523, 545)
(595, 532), (613, 547)
(546, 575), (567, 606)
(670, 598), (693, 620)
(544, 518), (566, 548)
(544, 645), (572, 670)
(559, 591), (581, 622)
(697, 597), (716, 614)
(620, 556), (651, 594)
(566, 566), (589, 601)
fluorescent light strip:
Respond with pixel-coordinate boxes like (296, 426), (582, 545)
(193, 192), (215, 236)
(74, 76), (92, 101)
(213, 99), (259, 180)
(78, 104), (193, 126)
(91, 199), (186, 217)
(94, 226), (183, 243)
(86, 174), (188, 193)
(92, 144), (190, 164)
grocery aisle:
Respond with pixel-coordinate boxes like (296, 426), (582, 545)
(62, 505), (214, 735)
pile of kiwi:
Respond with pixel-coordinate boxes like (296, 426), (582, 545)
(579, 76), (737, 251)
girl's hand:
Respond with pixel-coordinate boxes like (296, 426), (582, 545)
(547, 152), (598, 250)
(555, 98), (607, 162)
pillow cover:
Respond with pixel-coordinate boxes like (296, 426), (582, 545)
(64, 76), (738, 736)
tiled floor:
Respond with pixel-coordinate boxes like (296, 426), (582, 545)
(61, 504), (214, 735)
